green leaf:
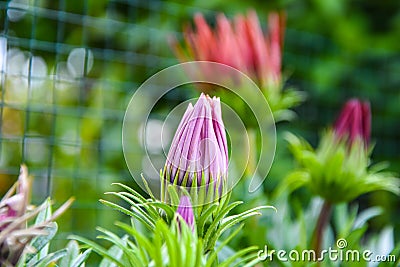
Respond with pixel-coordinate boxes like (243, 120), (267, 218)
(24, 199), (54, 264)
(219, 246), (259, 267)
(344, 226), (368, 249)
(206, 225), (244, 267)
(99, 244), (125, 267)
(26, 222), (58, 264)
(158, 221), (181, 267)
(99, 199), (155, 230)
(274, 170), (310, 198)
(167, 185), (180, 206)
(104, 191), (159, 220)
(59, 240), (79, 267)
(141, 174), (157, 201)
(35, 198), (52, 223)
(208, 207), (272, 250)
(146, 201), (175, 222)
(111, 183), (148, 203)
(203, 201), (243, 249)
(106, 191), (158, 222)
(197, 203), (218, 236)
(96, 227), (139, 266)
(71, 248), (92, 267)
(59, 240), (91, 267)
(27, 249), (68, 267)
(352, 207), (382, 230)
(70, 235), (126, 266)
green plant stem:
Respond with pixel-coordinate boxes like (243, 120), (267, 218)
(312, 200), (332, 262)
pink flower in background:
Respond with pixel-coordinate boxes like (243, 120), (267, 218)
(171, 10), (285, 88)
(333, 99), (371, 146)
(164, 93), (228, 189)
(0, 165), (29, 230)
(176, 196), (195, 232)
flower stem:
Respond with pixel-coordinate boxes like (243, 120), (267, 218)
(312, 200), (332, 262)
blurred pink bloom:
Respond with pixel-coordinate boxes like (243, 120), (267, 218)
(0, 165), (29, 230)
(171, 10), (285, 88)
(176, 196), (195, 232)
(333, 99), (371, 146)
(164, 93), (228, 189)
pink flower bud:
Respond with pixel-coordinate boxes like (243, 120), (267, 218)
(170, 10), (285, 88)
(164, 93), (228, 190)
(176, 196), (195, 232)
(333, 99), (371, 146)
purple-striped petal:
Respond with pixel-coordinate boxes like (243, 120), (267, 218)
(164, 93), (228, 191)
(176, 196), (195, 232)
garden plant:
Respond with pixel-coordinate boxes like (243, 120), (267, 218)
(0, 2), (399, 267)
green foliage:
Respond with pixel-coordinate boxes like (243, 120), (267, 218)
(71, 176), (275, 266)
(58, 241), (92, 267)
(0, 165), (86, 266)
(13, 199), (91, 267)
(2, 1), (400, 265)
(250, 194), (394, 266)
(262, 82), (306, 122)
(72, 219), (260, 267)
(278, 131), (400, 203)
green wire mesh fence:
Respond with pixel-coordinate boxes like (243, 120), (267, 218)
(0, 0), (399, 246)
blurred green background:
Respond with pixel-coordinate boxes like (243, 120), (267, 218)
(0, 0), (399, 252)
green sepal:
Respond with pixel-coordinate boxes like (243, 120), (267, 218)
(279, 130), (400, 203)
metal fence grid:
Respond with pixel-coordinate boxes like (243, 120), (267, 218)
(1, 0), (399, 245)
